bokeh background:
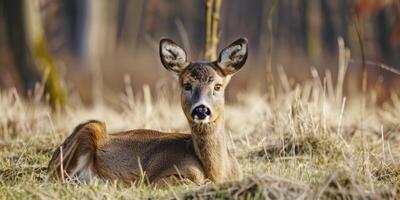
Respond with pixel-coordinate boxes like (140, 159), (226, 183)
(0, 0), (399, 106)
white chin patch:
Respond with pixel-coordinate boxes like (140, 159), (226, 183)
(193, 115), (210, 124)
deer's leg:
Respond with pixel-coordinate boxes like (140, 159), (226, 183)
(48, 120), (107, 182)
(153, 157), (206, 186)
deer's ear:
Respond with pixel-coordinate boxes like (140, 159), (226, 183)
(160, 38), (189, 74)
(216, 38), (248, 76)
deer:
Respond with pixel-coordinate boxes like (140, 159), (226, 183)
(48, 37), (248, 186)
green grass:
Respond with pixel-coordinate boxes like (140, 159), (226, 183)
(1, 65), (400, 199)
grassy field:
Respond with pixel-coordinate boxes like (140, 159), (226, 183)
(1, 61), (400, 199)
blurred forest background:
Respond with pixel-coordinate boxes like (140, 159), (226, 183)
(0, 0), (399, 106)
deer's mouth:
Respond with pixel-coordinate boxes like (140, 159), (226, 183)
(193, 115), (211, 124)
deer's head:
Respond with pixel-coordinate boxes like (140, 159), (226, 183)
(160, 38), (248, 124)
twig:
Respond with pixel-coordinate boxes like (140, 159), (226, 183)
(349, 59), (400, 76)
(266, 0), (277, 99)
(59, 146), (65, 183)
(353, 13), (368, 96)
(336, 37), (350, 102)
(175, 18), (192, 57)
(336, 97), (349, 148)
(352, 8), (368, 175)
(380, 125), (385, 165)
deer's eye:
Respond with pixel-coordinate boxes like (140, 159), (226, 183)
(183, 83), (192, 91)
(214, 84), (223, 92)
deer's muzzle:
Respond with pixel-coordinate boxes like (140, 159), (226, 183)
(191, 105), (212, 123)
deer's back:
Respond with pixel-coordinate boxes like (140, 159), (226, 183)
(94, 129), (200, 182)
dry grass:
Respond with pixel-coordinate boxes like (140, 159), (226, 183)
(1, 53), (400, 199)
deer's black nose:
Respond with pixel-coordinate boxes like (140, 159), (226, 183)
(191, 105), (211, 120)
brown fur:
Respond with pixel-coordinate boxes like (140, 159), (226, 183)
(48, 121), (206, 184)
(48, 38), (247, 185)
(48, 120), (106, 179)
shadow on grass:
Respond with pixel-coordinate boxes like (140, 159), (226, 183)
(0, 166), (47, 184)
(240, 134), (342, 162)
(176, 174), (399, 199)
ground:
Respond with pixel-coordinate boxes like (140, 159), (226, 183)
(1, 68), (400, 199)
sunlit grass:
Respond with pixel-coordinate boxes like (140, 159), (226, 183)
(1, 59), (400, 199)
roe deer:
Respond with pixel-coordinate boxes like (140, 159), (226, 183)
(48, 38), (248, 185)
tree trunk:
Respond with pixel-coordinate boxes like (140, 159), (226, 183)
(204, 0), (223, 61)
(85, 0), (118, 107)
(1, 0), (66, 108)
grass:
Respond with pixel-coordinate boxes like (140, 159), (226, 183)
(1, 56), (400, 199)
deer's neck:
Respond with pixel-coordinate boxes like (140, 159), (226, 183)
(190, 114), (230, 182)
